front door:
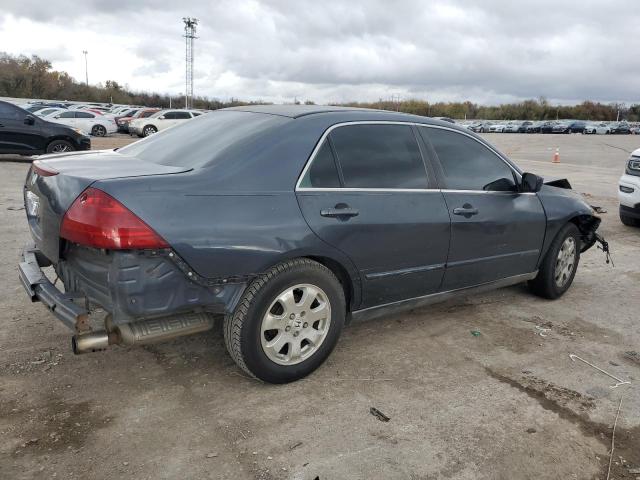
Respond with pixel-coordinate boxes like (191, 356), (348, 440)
(0, 103), (44, 154)
(296, 123), (451, 308)
(419, 126), (546, 291)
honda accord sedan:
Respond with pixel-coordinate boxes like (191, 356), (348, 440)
(19, 105), (604, 383)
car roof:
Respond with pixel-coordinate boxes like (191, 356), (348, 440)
(221, 104), (463, 129)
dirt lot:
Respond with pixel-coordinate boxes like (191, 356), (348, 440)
(1, 133), (639, 480)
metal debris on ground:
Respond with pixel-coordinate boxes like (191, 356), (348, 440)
(606, 395), (624, 480)
(569, 354), (631, 388)
(591, 205), (607, 214)
(369, 407), (390, 422)
(470, 330), (481, 337)
(535, 325), (551, 337)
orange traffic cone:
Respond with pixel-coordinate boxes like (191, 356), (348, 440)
(552, 148), (560, 163)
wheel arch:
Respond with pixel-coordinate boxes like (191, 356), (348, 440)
(303, 255), (356, 315)
(568, 213), (601, 252)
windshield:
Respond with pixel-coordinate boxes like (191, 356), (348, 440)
(119, 110), (290, 168)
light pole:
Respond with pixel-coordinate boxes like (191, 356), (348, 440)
(82, 50), (88, 85)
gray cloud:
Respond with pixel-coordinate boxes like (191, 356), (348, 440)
(2, 0), (639, 104)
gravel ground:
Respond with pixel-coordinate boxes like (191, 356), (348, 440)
(0, 132), (638, 480)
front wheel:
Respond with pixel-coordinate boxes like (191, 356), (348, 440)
(91, 124), (107, 137)
(620, 208), (640, 227)
(45, 139), (75, 154)
(529, 223), (580, 299)
(142, 125), (157, 137)
(224, 259), (346, 383)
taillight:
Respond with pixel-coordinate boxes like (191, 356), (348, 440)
(32, 160), (58, 177)
(60, 187), (169, 250)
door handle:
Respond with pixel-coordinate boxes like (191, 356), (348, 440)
(453, 205), (479, 217)
(321, 206), (359, 219)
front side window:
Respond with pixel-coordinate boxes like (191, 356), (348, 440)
(329, 124), (427, 189)
(299, 140), (341, 188)
(58, 111), (76, 119)
(421, 127), (516, 191)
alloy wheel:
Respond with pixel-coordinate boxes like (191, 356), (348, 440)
(51, 143), (71, 153)
(260, 284), (331, 366)
(554, 237), (576, 287)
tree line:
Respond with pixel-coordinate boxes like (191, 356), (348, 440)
(1, 52), (638, 121)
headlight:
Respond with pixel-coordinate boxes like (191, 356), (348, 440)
(627, 157), (640, 175)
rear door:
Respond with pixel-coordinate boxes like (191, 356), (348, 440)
(0, 102), (44, 153)
(296, 122), (451, 309)
(419, 126), (546, 290)
(74, 111), (95, 132)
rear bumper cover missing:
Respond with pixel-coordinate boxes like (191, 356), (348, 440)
(19, 243), (247, 329)
(19, 244), (88, 332)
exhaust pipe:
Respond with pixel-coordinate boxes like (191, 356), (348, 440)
(72, 312), (214, 354)
(72, 331), (118, 354)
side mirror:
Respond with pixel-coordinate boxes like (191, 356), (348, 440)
(53, 115), (61, 119)
(483, 177), (517, 192)
(520, 172), (544, 193)
(24, 115), (35, 125)
(158, 115), (165, 120)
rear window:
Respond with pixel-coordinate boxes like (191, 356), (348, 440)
(119, 110), (290, 168)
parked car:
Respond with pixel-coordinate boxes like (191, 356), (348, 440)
(526, 121), (544, 133)
(568, 121), (586, 133)
(540, 121), (556, 134)
(117, 108), (160, 133)
(468, 121), (492, 133)
(584, 122), (611, 134)
(552, 122), (572, 134)
(49, 110), (117, 137)
(34, 107), (66, 118)
(489, 123), (506, 132)
(129, 109), (202, 137)
(18, 105), (605, 383)
(0, 100), (90, 154)
(505, 121), (533, 133)
(610, 122), (631, 134)
(619, 148), (640, 227)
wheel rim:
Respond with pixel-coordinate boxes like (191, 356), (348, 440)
(51, 143), (70, 152)
(94, 125), (106, 136)
(554, 237), (576, 287)
(260, 283), (331, 366)
(144, 126), (155, 136)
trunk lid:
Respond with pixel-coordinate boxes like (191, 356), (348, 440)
(24, 150), (190, 263)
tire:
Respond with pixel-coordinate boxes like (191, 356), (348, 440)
(142, 125), (157, 137)
(224, 258), (346, 383)
(528, 223), (581, 299)
(45, 139), (75, 154)
(91, 124), (107, 137)
(620, 208), (640, 227)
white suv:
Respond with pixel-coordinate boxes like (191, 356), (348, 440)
(130, 109), (203, 137)
(619, 148), (640, 227)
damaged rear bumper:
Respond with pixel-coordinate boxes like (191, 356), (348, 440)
(19, 243), (248, 330)
(19, 244), (89, 332)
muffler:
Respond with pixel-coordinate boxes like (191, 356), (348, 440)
(72, 312), (215, 354)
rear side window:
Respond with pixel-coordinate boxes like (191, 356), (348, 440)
(0, 102), (21, 120)
(299, 140), (341, 188)
(329, 124), (427, 189)
(76, 112), (94, 118)
(58, 111), (76, 118)
(421, 127), (516, 191)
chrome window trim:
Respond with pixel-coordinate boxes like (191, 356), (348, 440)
(295, 120), (523, 192)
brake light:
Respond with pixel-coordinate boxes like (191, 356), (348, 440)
(32, 160), (58, 177)
(60, 187), (169, 249)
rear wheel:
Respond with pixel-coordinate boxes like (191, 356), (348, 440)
(529, 223), (580, 299)
(224, 258), (346, 383)
(142, 125), (157, 137)
(45, 139), (74, 154)
(91, 124), (107, 137)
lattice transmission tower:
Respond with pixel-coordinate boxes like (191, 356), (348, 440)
(183, 17), (198, 109)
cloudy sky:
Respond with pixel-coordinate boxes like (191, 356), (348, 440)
(0, 0), (637, 105)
